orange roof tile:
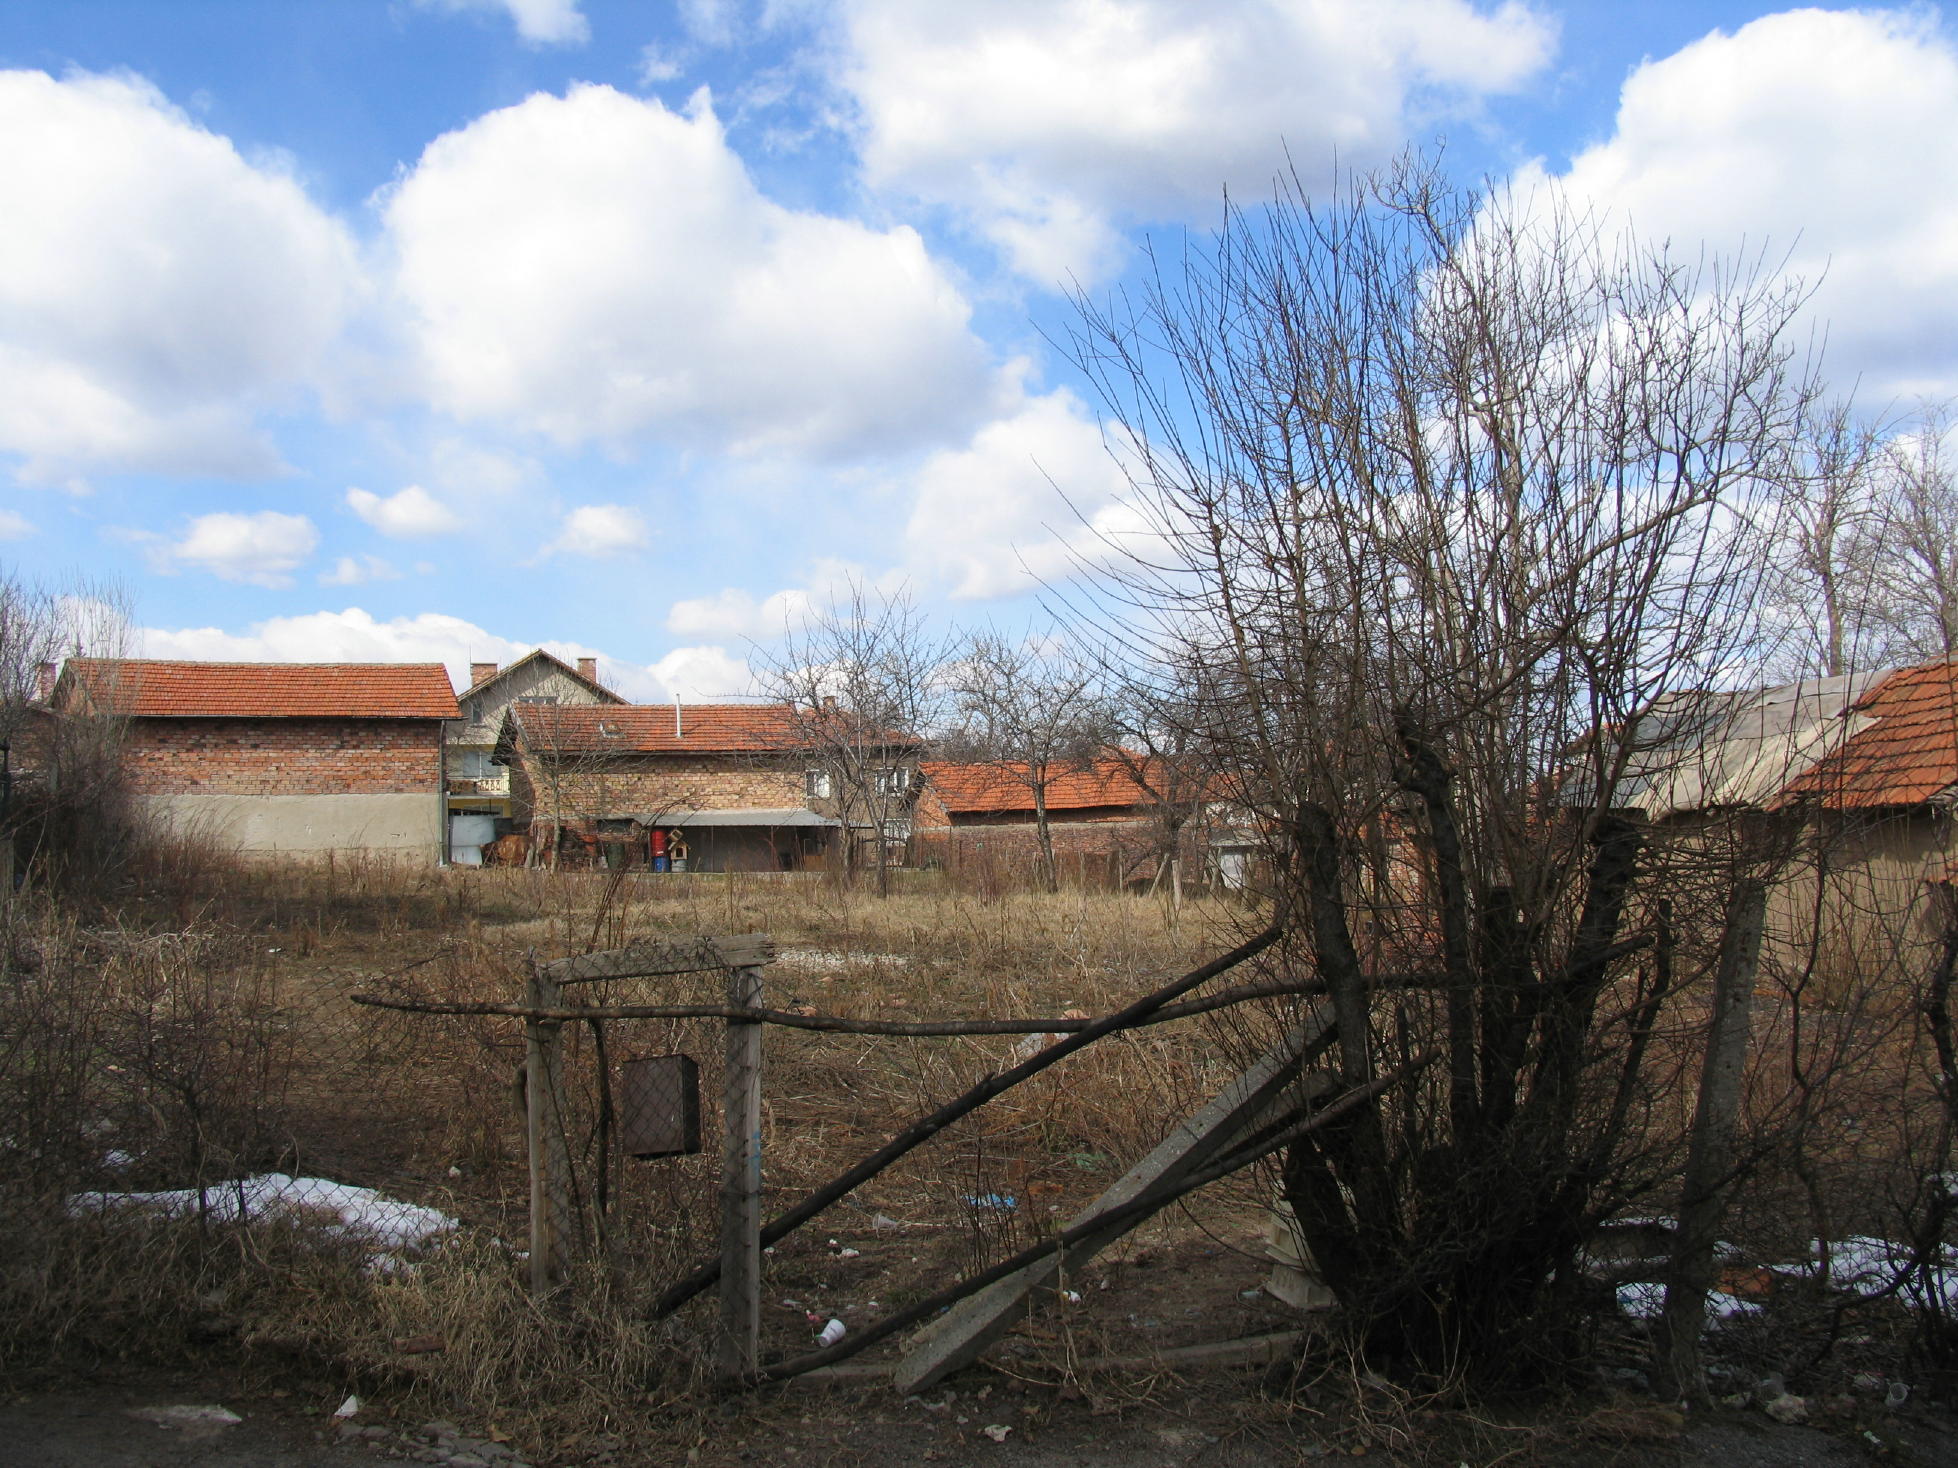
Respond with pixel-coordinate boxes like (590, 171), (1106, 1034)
(921, 757), (1160, 814)
(510, 703), (801, 754)
(59, 658), (459, 720)
(1782, 659), (1958, 808)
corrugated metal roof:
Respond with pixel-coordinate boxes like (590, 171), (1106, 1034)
(1614, 673), (1877, 817)
(658, 808), (839, 828)
(57, 658), (459, 720)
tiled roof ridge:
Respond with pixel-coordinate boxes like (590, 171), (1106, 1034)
(59, 657), (459, 720)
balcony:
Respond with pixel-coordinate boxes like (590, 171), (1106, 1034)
(447, 772), (511, 796)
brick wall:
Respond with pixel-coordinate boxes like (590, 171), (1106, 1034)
(510, 750), (803, 822)
(120, 717), (443, 796)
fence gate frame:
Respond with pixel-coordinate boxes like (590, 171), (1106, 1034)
(351, 923), (1388, 1389)
(523, 934), (776, 1375)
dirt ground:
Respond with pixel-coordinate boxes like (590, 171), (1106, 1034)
(5, 1363), (1955, 1468)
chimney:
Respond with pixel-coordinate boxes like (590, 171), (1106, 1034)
(673, 695), (683, 740)
(577, 656), (598, 682)
(35, 661), (57, 703)
(469, 661), (497, 687)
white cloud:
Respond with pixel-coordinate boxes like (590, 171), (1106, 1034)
(1524, 9), (1958, 401)
(416, 0), (590, 46)
(157, 510), (319, 588)
(638, 43), (686, 83)
(831, 0), (1555, 283)
(426, 437), (538, 497)
(381, 83), (996, 458)
(0, 509), (32, 540)
(904, 388), (1143, 599)
(346, 484), (463, 537)
(666, 585), (813, 641)
(318, 554), (401, 586)
(649, 644), (755, 700)
(544, 503), (651, 557)
(0, 70), (357, 480)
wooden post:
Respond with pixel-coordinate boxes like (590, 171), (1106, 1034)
(524, 963), (572, 1296)
(718, 960), (764, 1379)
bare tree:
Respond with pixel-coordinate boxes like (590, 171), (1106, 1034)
(945, 629), (1106, 893)
(1066, 155), (1820, 1387)
(2, 572), (134, 885)
(1861, 405), (1958, 664)
(752, 583), (942, 896)
(1101, 663), (1217, 914)
(1759, 400), (1888, 678)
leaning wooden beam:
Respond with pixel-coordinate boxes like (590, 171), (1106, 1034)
(649, 924), (1285, 1319)
(789, 1329), (1315, 1387)
(541, 933), (775, 984)
(745, 1052), (1432, 1387)
(347, 977), (1320, 1036)
(893, 1007), (1335, 1393)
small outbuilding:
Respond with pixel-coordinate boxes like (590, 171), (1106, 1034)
(53, 658), (459, 861)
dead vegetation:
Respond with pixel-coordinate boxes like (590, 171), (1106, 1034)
(0, 856), (1947, 1464)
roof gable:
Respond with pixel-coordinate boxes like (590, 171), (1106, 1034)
(57, 658), (460, 721)
(461, 648), (624, 704)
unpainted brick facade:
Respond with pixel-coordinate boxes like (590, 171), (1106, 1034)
(120, 717), (444, 797)
(510, 751), (803, 822)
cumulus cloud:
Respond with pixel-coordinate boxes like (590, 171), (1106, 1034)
(415, 0), (589, 47)
(649, 644), (755, 700)
(346, 484), (463, 537)
(156, 510), (320, 587)
(1523, 8), (1958, 401)
(544, 503), (651, 557)
(0, 70), (357, 481)
(830, 0), (1555, 283)
(0, 509), (32, 540)
(381, 84), (996, 458)
(665, 585), (814, 641)
(318, 554), (401, 586)
(904, 388), (1144, 599)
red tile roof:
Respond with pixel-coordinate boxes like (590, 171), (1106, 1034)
(921, 757), (1159, 814)
(1781, 659), (1958, 808)
(58, 658), (460, 720)
(509, 703), (801, 754)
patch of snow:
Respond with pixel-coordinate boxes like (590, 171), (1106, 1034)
(1614, 1281), (1762, 1325)
(130, 1404), (242, 1430)
(70, 1173), (457, 1252)
(779, 949), (911, 971)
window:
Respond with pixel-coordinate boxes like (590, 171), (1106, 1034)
(454, 749), (495, 780)
(873, 766), (911, 796)
(517, 694), (559, 705)
(805, 768), (833, 800)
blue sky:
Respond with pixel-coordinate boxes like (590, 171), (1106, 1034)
(4, 0), (1956, 698)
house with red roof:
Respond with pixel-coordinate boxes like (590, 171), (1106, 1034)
(1614, 657), (1958, 975)
(52, 658), (458, 860)
(492, 701), (911, 872)
(912, 753), (1196, 888)
(445, 649), (625, 863)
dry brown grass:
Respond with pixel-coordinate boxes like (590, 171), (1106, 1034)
(0, 858), (1299, 1449)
